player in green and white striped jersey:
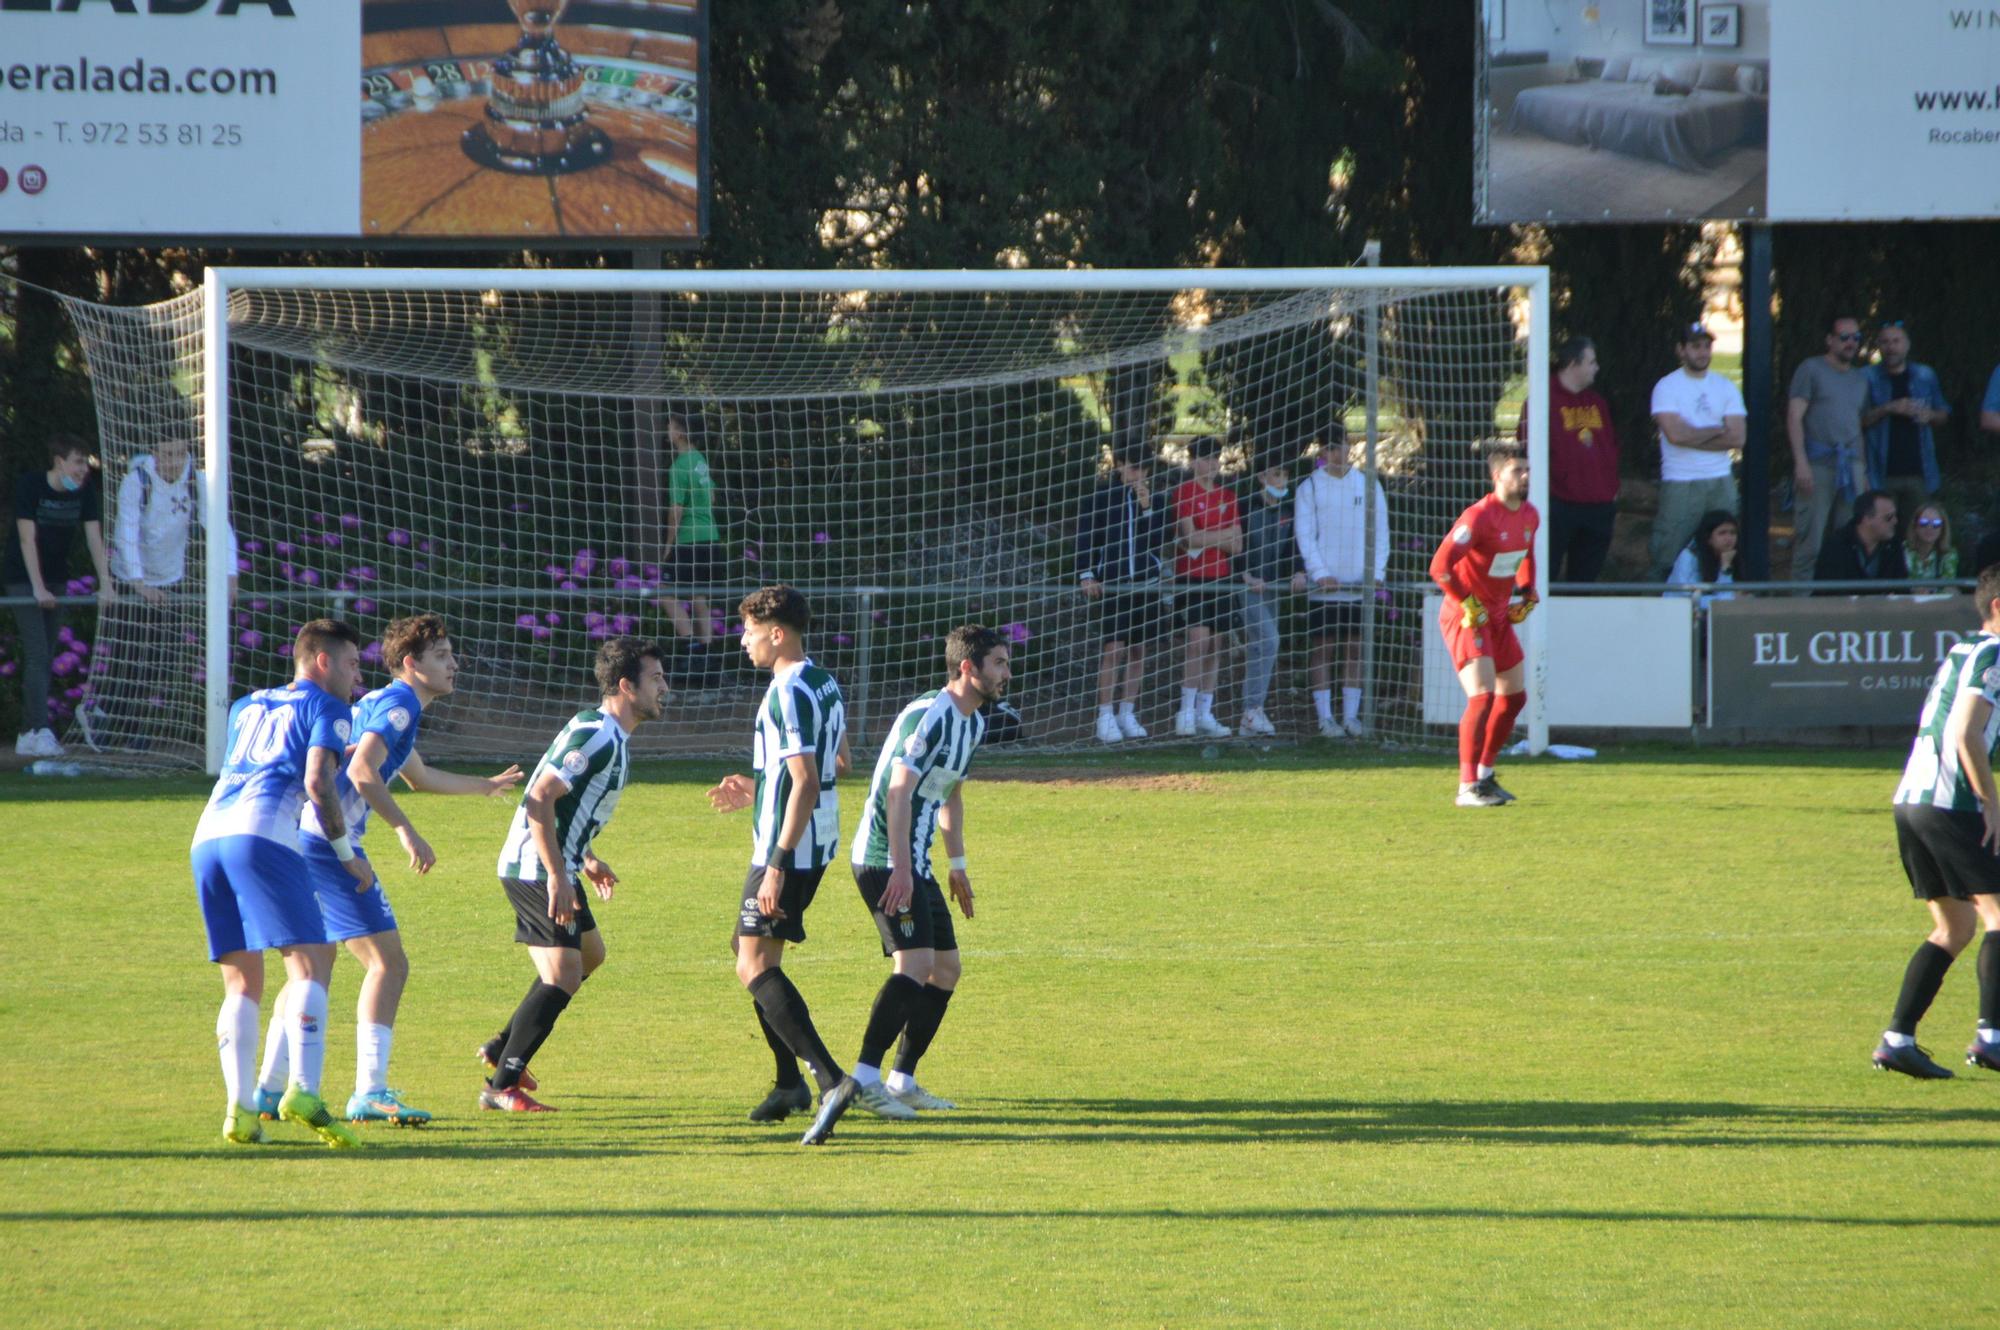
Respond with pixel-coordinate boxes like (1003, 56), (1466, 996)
(801, 625), (1013, 1146)
(1876, 563), (2000, 1079)
(705, 587), (858, 1129)
(478, 637), (667, 1112)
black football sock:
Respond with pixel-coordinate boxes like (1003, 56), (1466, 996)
(754, 1002), (806, 1090)
(892, 983), (956, 1077)
(750, 970), (841, 1090)
(1978, 933), (2000, 1032)
(857, 973), (926, 1069)
(491, 982), (572, 1090)
(1890, 941), (1956, 1036)
(486, 976), (543, 1062)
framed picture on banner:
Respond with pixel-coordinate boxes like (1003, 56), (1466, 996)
(1700, 4), (1741, 47)
(1645, 0), (1696, 45)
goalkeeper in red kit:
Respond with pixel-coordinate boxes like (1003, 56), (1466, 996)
(1430, 446), (1539, 807)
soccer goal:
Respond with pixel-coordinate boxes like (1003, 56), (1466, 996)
(53, 266), (1549, 771)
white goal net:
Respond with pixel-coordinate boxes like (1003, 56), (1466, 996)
(50, 267), (1548, 770)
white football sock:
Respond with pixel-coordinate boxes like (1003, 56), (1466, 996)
(1179, 687), (1197, 714)
(1882, 1030), (1915, 1047)
(1343, 687), (1363, 725)
(852, 1062), (882, 1086)
(288, 980), (330, 1095)
(1196, 692), (1215, 718)
(1979, 1026), (2000, 1045)
(256, 983), (292, 1095)
(217, 992), (259, 1111)
(886, 1070), (915, 1093)
(1312, 689), (1333, 723)
(357, 1022), (393, 1095)
(1477, 764), (1495, 780)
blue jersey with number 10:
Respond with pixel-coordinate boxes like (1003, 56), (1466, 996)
(301, 680), (422, 847)
(192, 679), (353, 851)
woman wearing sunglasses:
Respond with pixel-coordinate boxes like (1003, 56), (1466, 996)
(1902, 502), (1960, 591)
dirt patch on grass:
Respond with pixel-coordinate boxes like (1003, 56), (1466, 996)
(977, 768), (1217, 792)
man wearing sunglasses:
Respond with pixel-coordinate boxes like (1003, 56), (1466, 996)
(1786, 315), (1872, 581)
(1863, 321), (1950, 530)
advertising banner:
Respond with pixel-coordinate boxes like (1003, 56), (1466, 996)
(1478, 0), (2000, 224)
(0, 0), (706, 242)
(1707, 595), (1976, 729)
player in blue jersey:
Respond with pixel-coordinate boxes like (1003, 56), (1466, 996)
(253, 614), (523, 1125)
(191, 619), (372, 1148)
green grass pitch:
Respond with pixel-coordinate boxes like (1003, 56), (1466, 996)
(2, 747), (1996, 1328)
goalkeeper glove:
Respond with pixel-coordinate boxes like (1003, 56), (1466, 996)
(1459, 599), (1489, 630)
(1507, 592), (1539, 625)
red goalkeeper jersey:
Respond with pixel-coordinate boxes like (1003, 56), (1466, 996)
(1430, 494), (1539, 618)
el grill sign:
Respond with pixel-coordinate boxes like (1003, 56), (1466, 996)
(1708, 596), (1977, 728)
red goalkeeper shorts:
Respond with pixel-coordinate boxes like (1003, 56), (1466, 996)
(1440, 603), (1523, 673)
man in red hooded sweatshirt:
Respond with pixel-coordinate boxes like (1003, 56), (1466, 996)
(1431, 446), (1538, 807)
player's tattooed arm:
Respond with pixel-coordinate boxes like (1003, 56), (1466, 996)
(306, 744), (373, 888)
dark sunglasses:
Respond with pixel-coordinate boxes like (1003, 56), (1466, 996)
(1834, 332), (1862, 342)
(1880, 320), (1907, 330)
(1915, 517), (1945, 528)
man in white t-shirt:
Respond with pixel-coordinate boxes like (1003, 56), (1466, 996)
(1648, 323), (1746, 581)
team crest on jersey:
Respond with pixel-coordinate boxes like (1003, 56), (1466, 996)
(903, 732), (928, 759)
(562, 749), (591, 776)
(1984, 666), (2000, 692)
(1453, 525), (1472, 545)
(334, 719), (352, 742)
(387, 707), (412, 732)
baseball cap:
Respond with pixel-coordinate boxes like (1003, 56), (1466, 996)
(1678, 321), (1715, 343)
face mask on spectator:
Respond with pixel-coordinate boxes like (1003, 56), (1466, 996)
(1265, 483), (1289, 501)
(56, 473), (82, 493)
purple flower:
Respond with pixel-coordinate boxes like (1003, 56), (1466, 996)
(243, 539), (265, 554)
(182, 631), (200, 646)
(872, 610), (888, 625)
(531, 626), (552, 641)
(585, 612), (607, 630)
(238, 630), (264, 652)
(339, 512), (361, 530)
(275, 540), (296, 557)
(298, 569), (322, 587)
(571, 549), (597, 579)
(191, 667), (205, 685)
(386, 529), (411, 547)
(419, 538), (434, 554)
(353, 598), (377, 615)
(63, 686), (85, 701)
(1001, 622), (1032, 644)
(615, 576), (645, 591)
(72, 639), (90, 656)
(249, 599), (269, 612)
(52, 652), (79, 675)
(412, 560), (429, 572)
(544, 612), (562, 627)
(832, 632), (854, 646)
(235, 611), (251, 628)
(0, 662), (16, 677)
(278, 563), (296, 581)
(643, 564), (662, 581)
(544, 563), (567, 581)
(608, 557), (631, 580)
(510, 501), (532, 513)
(515, 613), (539, 629)
(557, 578), (575, 591)
(320, 533), (343, 548)
(350, 566), (377, 583)
(588, 625), (610, 640)
(742, 544), (760, 564)
(1385, 608), (1402, 623)
(919, 633), (934, 642)
(236, 557), (253, 574)
(57, 626), (74, 643)
(812, 531), (829, 545)
(361, 642), (384, 665)
(336, 579), (357, 593)
(1375, 588), (1391, 603)
(65, 579), (87, 596)
(308, 512), (326, 527)
(610, 613), (638, 634)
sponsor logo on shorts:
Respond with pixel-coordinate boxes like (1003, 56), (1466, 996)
(387, 707), (412, 732)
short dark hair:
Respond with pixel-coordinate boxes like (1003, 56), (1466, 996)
(738, 584), (810, 635)
(380, 613), (450, 675)
(46, 433), (89, 463)
(294, 618), (363, 664)
(1108, 445), (1152, 472)
(1855, 489), (1895, 523)
(1486, 443), (1525, 472)
(1829, 313), (1861, 333)
(1976, 563), (2000, 617)
(1554, 336), (1595, 371)
(595, 635), (665, 697)
(1186, 435), (1223, 462)
(946, 624), (1008, 676)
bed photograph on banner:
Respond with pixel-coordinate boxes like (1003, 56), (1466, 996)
(1477, 0), (1769, 223)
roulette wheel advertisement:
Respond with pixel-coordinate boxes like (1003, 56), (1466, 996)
(0, 0), (707, 244)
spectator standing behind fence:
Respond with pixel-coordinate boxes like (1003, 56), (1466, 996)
(112, 436), (239, 605)
(1519, 336), (1619, 584)
(1236, 452), (1306, 739)
(1171, 436), (1240, 739)
(1814, 490), (1907, 589)
(6, 434), (116, 758)
(1902, 502), (1959, 590)
(1786, 316), (1872, 581)
(664, 413), (724, 687)
(1666, 509), (1739, 610)
(1649, 323), (1745, 581)
(1078, 447), (1170, 745)
(1294, 426), (1390, 738)
(1862, 322), (1949, 525)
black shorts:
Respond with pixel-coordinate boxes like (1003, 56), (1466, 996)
(670, 541), (722, 590)
(736, 860), (828, 944)
(1095, 586), (1162, 646)
(1307, 600), (1364, 639)
(502, 875), (599, 948)
(1895, 805), (2000, 901)
(852, 864), (957, 956)
(1176, 580), (1237, 633)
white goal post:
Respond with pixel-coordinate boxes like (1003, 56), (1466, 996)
(172, 265), (1548, 771)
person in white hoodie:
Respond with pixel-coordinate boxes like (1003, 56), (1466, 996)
(1293, 427), (1390, 738)
(112, 436), (237, 603)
